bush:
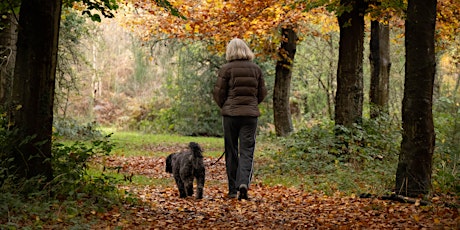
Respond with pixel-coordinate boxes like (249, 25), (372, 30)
(0, 115), (122, 227)
(50, 134), (118, 200)
(257, 117), (400, 195)
(53, 118), (103, 140)
(432, 96), (460, 195)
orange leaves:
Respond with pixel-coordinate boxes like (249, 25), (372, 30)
(93, 154), (459, 229)
(436, 0), (460, 48)
(122, 0), (323, 55)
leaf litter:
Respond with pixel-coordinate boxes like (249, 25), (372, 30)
(94, 155), (459, 229)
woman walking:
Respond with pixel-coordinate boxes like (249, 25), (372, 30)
(213, 38), (267, 200)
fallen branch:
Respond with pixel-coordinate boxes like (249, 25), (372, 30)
(359, 193), (430, 206)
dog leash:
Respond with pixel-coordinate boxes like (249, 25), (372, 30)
(210, 151), (225, 165)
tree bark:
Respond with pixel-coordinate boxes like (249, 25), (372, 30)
(0, 13), (18, 106)
(273, 27), (297, 136)
(10, 0), (62, 181)
(334, 0), (365, 127)
(396, 0), (437, 197)
(369, 21), (390, 118)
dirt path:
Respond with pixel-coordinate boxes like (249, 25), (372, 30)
(94, 156), (459, 229)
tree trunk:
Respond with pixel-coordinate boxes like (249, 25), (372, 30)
(395, 0), (437, 197)
(10, 0), (62, 181)
(327, 37), (336, 120)
(334, 0), (365, 127)
(369, 21), (390, 118)
(0, 13), (18, 106)
(273, 27), (297, 136)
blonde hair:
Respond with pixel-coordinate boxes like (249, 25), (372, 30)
(225, 38), (255, 61)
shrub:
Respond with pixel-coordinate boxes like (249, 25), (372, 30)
(50, 134), (118, 200)
(432, 96), (460, 195)
(257, 117), (400, 195)
(0, 115), (122, 227)
(53, 118), (103, 140)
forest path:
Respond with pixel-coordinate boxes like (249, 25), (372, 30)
(91, 155), (459, 229)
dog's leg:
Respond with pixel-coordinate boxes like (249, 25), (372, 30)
(195, 176), (204, 199)
(184, 179), (194, 197)
(174, 175), (187, 198)
(194, 165), (205, 199)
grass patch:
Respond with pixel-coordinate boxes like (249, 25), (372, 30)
(101, 127), (224, 157)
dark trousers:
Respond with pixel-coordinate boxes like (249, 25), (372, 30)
(222, 116), (258, 194)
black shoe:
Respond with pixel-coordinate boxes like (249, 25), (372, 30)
(238, 184), (248, 200)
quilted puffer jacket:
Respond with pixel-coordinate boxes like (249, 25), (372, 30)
(213, 59), (267, 117)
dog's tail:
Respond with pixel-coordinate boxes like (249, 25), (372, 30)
(165, 154), (173, 173)
(189, 142), (203, 158)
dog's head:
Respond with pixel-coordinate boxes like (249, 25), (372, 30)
(165, 153), (174, 173)
(189, 142), (203, 158)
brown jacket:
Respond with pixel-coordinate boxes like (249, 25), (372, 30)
(213, 59), (267, 117)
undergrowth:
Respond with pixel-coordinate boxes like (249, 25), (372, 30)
(257, 113), (459, 197)
(257, 117), (401, 196)
(432, 96), (460, 195)
(0, 120), (128, 229)
(53, 118), (104, 140)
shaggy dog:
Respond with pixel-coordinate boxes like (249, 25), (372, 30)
(166, 142), (205, 199)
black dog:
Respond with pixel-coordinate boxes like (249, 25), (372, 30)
(166, 142), (205, 199)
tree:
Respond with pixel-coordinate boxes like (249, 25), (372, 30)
(0, 14), (17, 106)
(2, 0), (126, 183)
(1, 1), (119, 107)
(0, 2), (20, 105)
(395, 0), (437, 197)
(273, 26), (297, 136)
(10, 0), (62, 180)
(369, 20), (390, 118)
(334, 0), (366, 127)
(366, 0), (406, 119)
(366, 0), (459, 120)
(3, 0), (184, 184)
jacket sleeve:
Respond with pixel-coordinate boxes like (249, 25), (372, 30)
(257, 71), (267, 104)
(213, 67), (228, 108)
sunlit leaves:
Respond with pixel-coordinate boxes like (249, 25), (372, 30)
(436, 0), (460, 50)
(69, 0), (119, 22)
(123, 0), (327, 56)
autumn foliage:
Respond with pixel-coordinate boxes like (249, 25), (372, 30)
(123, 0), (337, 57)
(118, 0), (460, 68)
(436, 0), (460, 49)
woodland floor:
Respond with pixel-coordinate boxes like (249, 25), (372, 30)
(88, 150), (460, 230)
